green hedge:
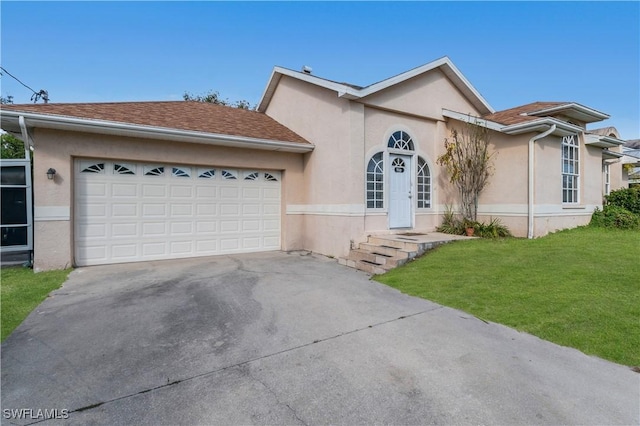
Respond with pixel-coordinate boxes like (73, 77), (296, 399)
(605, 187), (640, 214)
(590, 205), (640, 230)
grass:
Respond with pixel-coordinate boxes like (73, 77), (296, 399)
(375, 227), (640, 367)
(1, 266), (71, 342)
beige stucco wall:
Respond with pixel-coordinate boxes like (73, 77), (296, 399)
(266, 70), (617, 251)
(264, 71), (479, 257)
(447, 130), (609, 238)
(267, 76), (357, 204)
(361, 69), (481, 119)
(266, 76), (367, 257)
(31, 128), (306, 271)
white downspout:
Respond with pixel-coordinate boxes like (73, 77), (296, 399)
(528, 124), (556, 239)
(18, 115), (33, 153)
(18, 115), (34, 260)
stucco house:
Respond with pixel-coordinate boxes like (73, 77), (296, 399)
(0, 57), (627, 271)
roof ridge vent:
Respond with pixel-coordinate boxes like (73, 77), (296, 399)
(302, 65), (312, 75)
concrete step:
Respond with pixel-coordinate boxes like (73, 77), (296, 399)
(358, 242), (414, 258)
(339, 232), (470, 275)
(366, 236), (420, 252)
(348, 249), (409, 268)
(338, 255), (389, 275)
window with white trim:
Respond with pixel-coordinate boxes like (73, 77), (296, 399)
(366, 152), (384, 209)
(417, 157), (431, 208)
(114, 163), (135, 175)
(264, 173), (278, 182)
(198, 169), (216, 179)
(603, 163), (611, 196)
(172, 167), (191, 178)
(144, 166), (165, 176)
(562, 134), (579, 203)
(221, 170), (237, 180)
(81, 162), (105, 174)
(388, 131), (414, 151)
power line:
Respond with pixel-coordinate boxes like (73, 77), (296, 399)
(0, 66), (49, 103)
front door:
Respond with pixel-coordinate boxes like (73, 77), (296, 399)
(389, 154), (412, 228)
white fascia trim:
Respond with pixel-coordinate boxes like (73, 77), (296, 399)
(2, 111), (314, 153)
(257, 67), (358, 111)
(257, 68), (280, 112)
(526, 103), (610, 121)
(601, 150), (624, 160)
(442, 108), (583, 136)
(584, 134), (624, 148)
(356, 57), (494, 114)
(501, 118), (583, 136)
(258, 58), (495, 115)
(442, 111), (582, 137)
(442, 109), (504, 131)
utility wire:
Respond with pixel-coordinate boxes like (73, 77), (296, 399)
(0, 66), (49, 103)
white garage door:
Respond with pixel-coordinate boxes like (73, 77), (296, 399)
(74, 159), (281, 266)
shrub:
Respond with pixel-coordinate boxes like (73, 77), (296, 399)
(437, 206), (465, 235)
(605, 188), (640, 214)
(475, 217), (512, 238)
(437, 208), (512, 238)
(590, 205), (640, 230)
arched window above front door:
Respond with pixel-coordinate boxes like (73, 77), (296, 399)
(388, 131), (415, 151)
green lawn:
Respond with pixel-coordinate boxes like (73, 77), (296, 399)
(375, 227), (640, 367)
(1, 267), (71, 342)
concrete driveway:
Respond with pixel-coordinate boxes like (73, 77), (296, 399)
(1, 252), (638, 425)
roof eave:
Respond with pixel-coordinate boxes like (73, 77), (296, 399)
(258, 57), (495, 115)
(602, 150), (624, 160)
(526, 103), (610, 123)
(443, 110), (582, 137)
(442, 109), (503, 131)
(1, 110), (314, 153)
(258, 66), (356, 112)
(622, 154), (640, 165)
(502, 118), (583, 136)
(585, 134), (625, 148)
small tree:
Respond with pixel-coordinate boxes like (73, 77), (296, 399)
(437, 119), (495, 222)
(183, 90), (254, 110)
(1, 133), (27, 159)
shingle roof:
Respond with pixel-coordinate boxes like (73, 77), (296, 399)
(624, 139), (640, 149)
(0, 101), (309, 145)
(482, 102), (567, 125)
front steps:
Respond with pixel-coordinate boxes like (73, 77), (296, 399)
(338, 232), (470, 275)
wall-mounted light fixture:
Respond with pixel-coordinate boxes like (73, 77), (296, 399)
(46, 168), (56, 180)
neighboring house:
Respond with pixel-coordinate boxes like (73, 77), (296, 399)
(0, 57), (628, 271)
(621, 142), (640, 187)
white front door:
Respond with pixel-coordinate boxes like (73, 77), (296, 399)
(389, 154), (412, 228)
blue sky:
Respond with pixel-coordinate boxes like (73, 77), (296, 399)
(1, 2), (639, 139)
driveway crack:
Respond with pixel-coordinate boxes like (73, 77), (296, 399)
(44, 307), (440, 423)
(242, 367), (307, 425)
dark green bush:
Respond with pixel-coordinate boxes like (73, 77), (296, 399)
(605, 188), (640, 214)
(437, 207), (465, 235)
(475, 217), (512, 238)
(590, 205), (640, 229)
(437, 208), (512, 238)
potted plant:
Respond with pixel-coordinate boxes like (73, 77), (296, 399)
(463, 219), (476, 237)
